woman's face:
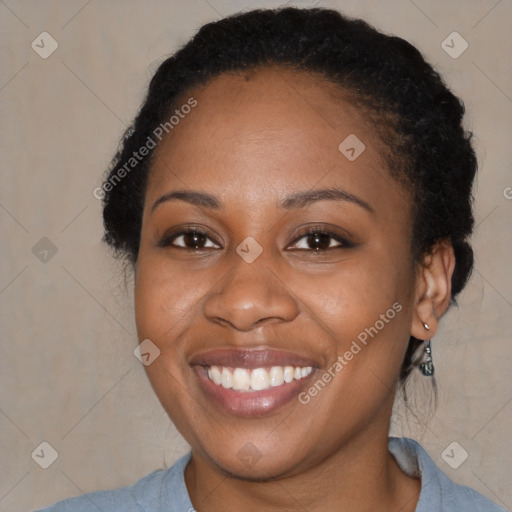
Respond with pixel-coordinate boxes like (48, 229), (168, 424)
(135, 67), (418, 479)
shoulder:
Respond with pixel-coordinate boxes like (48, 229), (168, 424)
(389, 437), (507, 512)
(34, 453), (193, 512)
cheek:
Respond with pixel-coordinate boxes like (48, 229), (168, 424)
(297, 271), (410, 428)
(133, 256), (200, 418)
(134, 252), (207, 342)
(296, 257), (405, 334)
(293, 253), (413, 387)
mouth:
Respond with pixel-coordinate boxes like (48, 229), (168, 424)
(190, 349), (318, 417)
(207, 364), (313, 391)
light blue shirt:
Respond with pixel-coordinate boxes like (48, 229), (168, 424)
(35, 437), (507, 511)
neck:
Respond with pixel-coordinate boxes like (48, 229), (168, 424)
(185, 418), (421, 512)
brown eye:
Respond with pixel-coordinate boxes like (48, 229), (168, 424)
(159, 229), (221, 250)
(304, 232), (333, 250)
(182, 231), (208, 249)
(288, 229), (354, 251)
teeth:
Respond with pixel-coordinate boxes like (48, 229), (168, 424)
(283, 366), (294, 383)
(232, 368), (250, 391)
(269, 366), (284, 386)
(251, 368), (269, 391)
(209, 366), (222, 385)
(221, 367), (233, 389)
(207, 365), (312, 392)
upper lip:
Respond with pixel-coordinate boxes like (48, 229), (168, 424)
(189, 348), (318, 369)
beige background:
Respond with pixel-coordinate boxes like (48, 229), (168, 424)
(1, 0), (511, 510)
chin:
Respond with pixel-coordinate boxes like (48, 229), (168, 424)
(214, 459), (296, 482)
(201, 443), (307, 482)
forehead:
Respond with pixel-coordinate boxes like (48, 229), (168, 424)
(146, 66), (408, 215)
(167, 66), (373, 154)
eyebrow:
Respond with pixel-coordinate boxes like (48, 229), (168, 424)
(151, 191), (220, 212)
(151, 187), (373, 214)
(280, 187), (373, 213)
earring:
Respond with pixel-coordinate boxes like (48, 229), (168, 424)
(419, 322), (434, 376)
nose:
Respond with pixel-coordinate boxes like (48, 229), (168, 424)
(203, 254), (299, 332)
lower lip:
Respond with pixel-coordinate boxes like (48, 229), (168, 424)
(193, 367), (314, 417)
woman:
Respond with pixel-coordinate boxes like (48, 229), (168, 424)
(38, 7), (506, 511)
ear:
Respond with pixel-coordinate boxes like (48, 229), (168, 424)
(411, 239), (456, 340)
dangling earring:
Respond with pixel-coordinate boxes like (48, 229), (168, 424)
(419, 322), (434, 376)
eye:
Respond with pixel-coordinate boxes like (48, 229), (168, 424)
(288, 227), (354, 251)
(159, 228), (221, 250)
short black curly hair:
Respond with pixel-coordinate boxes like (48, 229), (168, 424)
(100, 7), (477, 385)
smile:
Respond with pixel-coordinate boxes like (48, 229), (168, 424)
(190, 348), (319, 416)
(207, 365), (313, 392)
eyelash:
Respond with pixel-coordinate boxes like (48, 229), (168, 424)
(159, 226), (354, 252)
(159, 227), (219, 250)
(289, 227), (354, 251)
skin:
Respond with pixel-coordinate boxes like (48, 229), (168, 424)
(134, 66), (455, 511)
